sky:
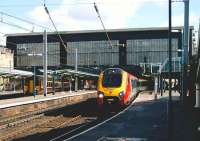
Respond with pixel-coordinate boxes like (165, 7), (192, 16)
(0, 0), (199, 45)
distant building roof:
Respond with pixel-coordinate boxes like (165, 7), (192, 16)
(6, 26), (194, 37)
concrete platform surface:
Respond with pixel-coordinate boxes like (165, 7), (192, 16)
(0, 90), (96, 109)
(0, 90), (97, 119)
(0, 90), (23, 96)
(68, 91), (199, 141)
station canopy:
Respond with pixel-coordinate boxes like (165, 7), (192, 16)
(39, 69), (99, 78)
(0, 67), (33, 77)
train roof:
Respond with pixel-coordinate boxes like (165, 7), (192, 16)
(102, 68), (124, 73)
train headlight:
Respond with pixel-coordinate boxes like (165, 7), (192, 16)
(119, 91), (124, 98)
(98, 93), (104, 98)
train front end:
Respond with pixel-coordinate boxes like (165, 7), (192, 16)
(97, 68), (127, 108)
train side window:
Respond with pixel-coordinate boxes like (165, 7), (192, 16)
(130, 78), (132, 90)
(137, 81), (140, 91)
(131, 80), (134, 90)
(135, 80), (137, 88)
(132, 80), (138, 90)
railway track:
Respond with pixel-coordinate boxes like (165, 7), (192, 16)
(0, 100), (78, 128)
(0, 92), (140, 141)
(48, 101), (135, 141)
(0, 113), (45, 130)
(0, 98), (99, 141)
(47, 92), (141, 141)
(0, 115), (85, 141)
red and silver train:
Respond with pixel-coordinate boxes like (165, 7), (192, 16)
(97, 68), (139, 108)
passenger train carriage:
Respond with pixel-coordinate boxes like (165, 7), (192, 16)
(97, 68), (139, 108)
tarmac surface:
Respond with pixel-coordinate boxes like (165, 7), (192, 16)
(65, 91), (200, 141)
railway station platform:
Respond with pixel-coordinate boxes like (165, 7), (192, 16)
(0, 90), (97, 118)
(69, 91), (200, 141)
(0, 90), (26, 99)
(0, 90), (23, 96)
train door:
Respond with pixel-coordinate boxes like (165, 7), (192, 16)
(131, 79), (137, 96)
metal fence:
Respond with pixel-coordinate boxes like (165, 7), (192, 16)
(159, 57), (182, 73)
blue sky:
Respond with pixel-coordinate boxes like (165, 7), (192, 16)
(0, 0), (199, 41)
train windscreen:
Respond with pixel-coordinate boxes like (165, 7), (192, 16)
(102, 69), (122, 87)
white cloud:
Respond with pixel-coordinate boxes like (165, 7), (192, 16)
(29, 0), (164, 31)
(0, 24), (15, 45)
(160, 12), (199, 28)
(2, 0), (198, 46)
(0, 23), (34, 45)
(30, 6), (49, 23)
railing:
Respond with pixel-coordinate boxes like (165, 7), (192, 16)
(159, 57), (182, 73)
(139, 63), (162, 74)
(140, 57), (182, 74)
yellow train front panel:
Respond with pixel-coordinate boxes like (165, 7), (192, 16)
(98, 71), (127, 97)
(97, 68), (139, 108)
(97, 68), (129, 105)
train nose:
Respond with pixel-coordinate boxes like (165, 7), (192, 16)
(118, 91), (124, 99)
(118, 91), (125, 106)
(97, 92), (104, 106)
(98, 93), (104, 98)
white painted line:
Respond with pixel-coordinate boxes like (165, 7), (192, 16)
(97, 137), (147, 141)
(62, 101), (135, 141)
(198, 126), (200, 132)
(0, 91), (96, 109)
(50, 124), (88, 141)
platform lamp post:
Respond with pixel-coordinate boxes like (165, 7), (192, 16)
(69, 76), (73, 93)
(43, 30), (48, 96)
(168, 0), (173, 140)
(177, 48), (184, 98)
(27, 53), (42, 97)
(75, 48), (78, 92)
(195, 19), (200, 108)
(182, 0), (190, 105)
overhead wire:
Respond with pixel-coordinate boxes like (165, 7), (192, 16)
(0, 11), (72, 52)
(0, 6), (114, 53)
(93, 2), (113, 49)
(0, 0), (183, 8)
(3, 35), (109, 68)
(0, 11), (53, 31)
(43, 2), (70, 52)
(0, 0), (186, 71)
(1, 14), (114, 67)
(4, 30), (74, 53)
(2, 34), (72, 66)
(0, 2), (112, 69)
(0, 20), (32, 32)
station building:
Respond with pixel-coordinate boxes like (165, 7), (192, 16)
(6, 27), (193, 74)
(0, 47), (14, 91)
(0, 46), (13, 68)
